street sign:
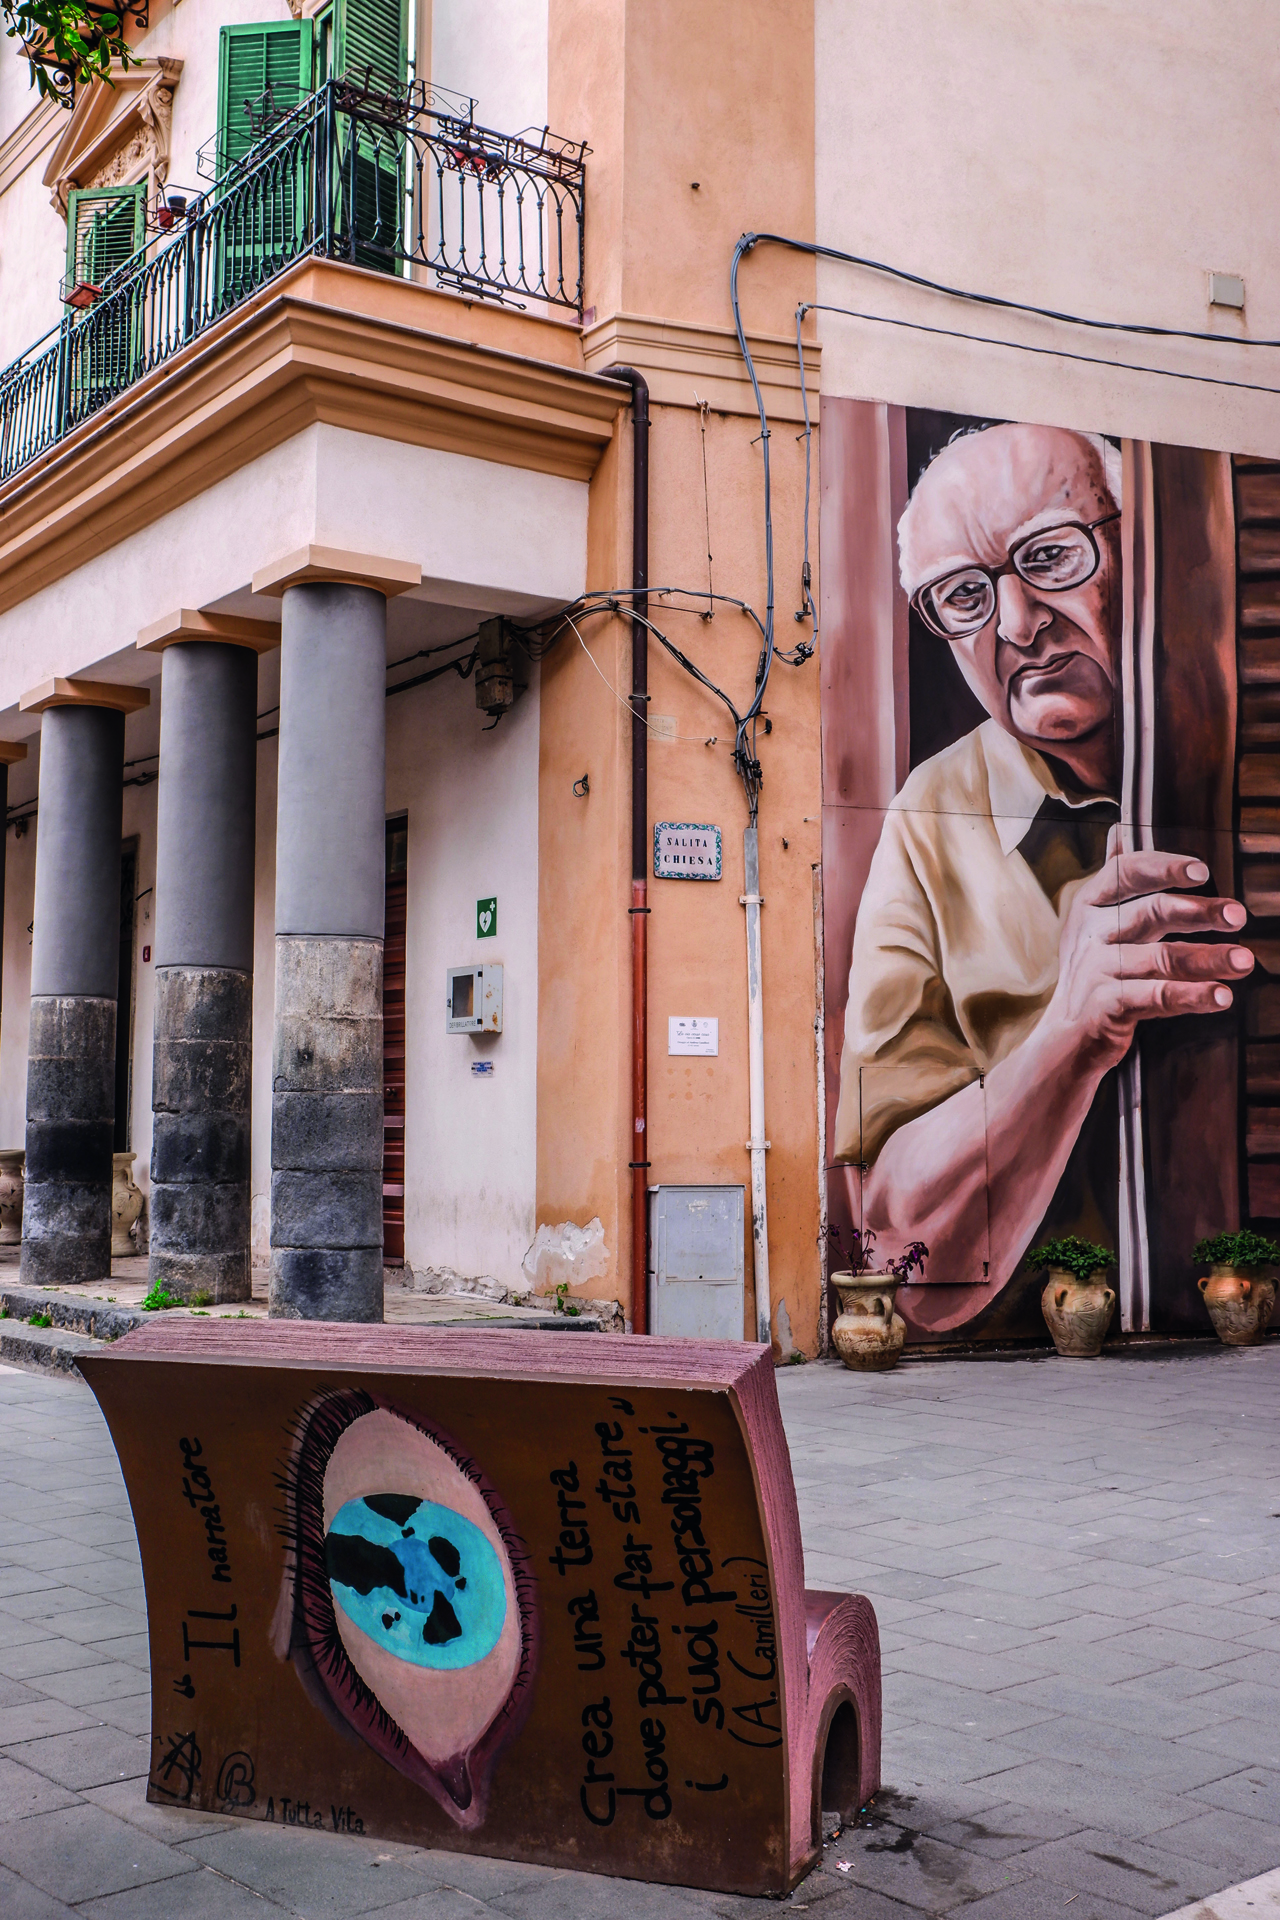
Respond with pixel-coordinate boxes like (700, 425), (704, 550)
(654, 822), (721, 880)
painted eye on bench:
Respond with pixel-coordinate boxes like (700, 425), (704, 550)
(283, 1392), (534, 1829)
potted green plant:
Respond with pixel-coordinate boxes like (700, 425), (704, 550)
(1028, 1236), (1116, 1358)
(1192, 1230), (1278, 1346)
(827, 1226), (927, 1372)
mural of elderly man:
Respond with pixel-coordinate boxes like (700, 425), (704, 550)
(834, 421), (1253, 1306)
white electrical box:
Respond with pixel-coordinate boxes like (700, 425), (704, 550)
(446, 963), (503, 1034)
(648, 1184), (744, 1339)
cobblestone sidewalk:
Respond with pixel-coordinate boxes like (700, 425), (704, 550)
(0, 1342), (1277, 1919)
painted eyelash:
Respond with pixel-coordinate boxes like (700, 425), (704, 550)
(277, 1388), (415, 1754)
(275, 1387), (540, 1748)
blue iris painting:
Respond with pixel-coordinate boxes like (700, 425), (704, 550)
(325, 1494), (507, 1671)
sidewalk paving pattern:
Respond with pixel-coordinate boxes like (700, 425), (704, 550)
(0, 1343), (1277, 1918)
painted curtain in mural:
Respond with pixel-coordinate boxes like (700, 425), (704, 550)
(820, 399), (1276, 1344)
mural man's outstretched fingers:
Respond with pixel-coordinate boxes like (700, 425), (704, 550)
(1116, 940), (1256, 983)
(1108, 891), (1249, 944)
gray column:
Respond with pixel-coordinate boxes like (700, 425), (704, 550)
(149, 642), (258, 1304)
(0, 745), (28, 1141)
(22, 706), (124, 1287)
(270, 582), (386, 1321)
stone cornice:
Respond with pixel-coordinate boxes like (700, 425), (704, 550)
(0, 261), (629, 618)
(581, 310), (820, 422)
(0, 97), (61, 201)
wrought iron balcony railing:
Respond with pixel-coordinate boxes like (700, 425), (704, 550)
(0, 74), (587, 487)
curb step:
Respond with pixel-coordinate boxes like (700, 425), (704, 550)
(0, 1319), (106, 1376)
(0, 1284), (142, 1378)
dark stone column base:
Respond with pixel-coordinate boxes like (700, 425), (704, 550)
(269, 935), (383, 1322)
(149, 966), (251, 1304)
(21, 996), (114, 1288)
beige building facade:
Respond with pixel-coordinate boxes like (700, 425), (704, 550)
(0, 3), (1275, 1351)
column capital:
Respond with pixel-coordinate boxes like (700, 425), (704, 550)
(138, 609), (281, 654)
(252, 546), (421, 600)
(19, 678), (150, 715)
(0, 741), (28, 765)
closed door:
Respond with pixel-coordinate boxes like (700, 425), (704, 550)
(383, 817), (407, 1264)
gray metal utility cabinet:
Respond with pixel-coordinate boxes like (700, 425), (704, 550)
(648, 1183), (745, 1338)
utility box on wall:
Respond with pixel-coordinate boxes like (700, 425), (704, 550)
(648, 1185), (745, 1339)
(446, 964), (503, 1034)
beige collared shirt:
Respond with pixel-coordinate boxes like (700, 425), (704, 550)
(834, 719), (1109, 1166)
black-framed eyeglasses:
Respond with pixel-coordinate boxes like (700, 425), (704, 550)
(910, 513), (1121, 641)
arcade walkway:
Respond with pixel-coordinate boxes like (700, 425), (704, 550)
(0, 1342), (1276, 1919)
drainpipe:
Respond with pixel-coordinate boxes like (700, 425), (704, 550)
(604, 365), (650, 1334)
(743, 827), (771, 1346)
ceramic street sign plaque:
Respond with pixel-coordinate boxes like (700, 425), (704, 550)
(654, 823), (721, 881)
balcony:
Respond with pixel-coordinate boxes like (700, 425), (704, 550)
(0, 74), (588, 488)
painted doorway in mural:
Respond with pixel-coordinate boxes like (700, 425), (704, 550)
(383, 815), (408, 1266)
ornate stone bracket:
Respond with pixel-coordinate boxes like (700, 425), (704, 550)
(43, 57), (184, 216)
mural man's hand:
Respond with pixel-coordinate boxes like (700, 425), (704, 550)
(1041, 824), (1253, 1071)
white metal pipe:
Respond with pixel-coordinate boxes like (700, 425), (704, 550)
(742, 827), (772, 1347)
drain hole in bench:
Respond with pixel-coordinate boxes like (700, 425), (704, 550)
(821, 1700), (862, 1819)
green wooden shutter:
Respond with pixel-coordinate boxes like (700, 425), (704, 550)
(217, 20), (314, 175)
(333, 0), (407, 88)
(65, 185), (144, 291)
(63, 185), (146, 411)
(215, 20), (314, 308)
(333, 0), (407, 273)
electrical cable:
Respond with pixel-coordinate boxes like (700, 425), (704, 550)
(794, 306), (818, 640)
(729, 235), (776, 822)
(797, 299), (1280, 402)
(740, 230), (1280, 353)
(560, 611), (717, 743)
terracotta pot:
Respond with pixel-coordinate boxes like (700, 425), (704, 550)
(831, 1274), (906, 1372)
(111, 1152), (144, 1258)
(0, 1149), (24, 1245)
(1198, 1264), (1277, 1347)
(1040, 1268), (1115, 1358)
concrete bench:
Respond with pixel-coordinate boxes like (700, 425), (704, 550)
(80, 1325), (881, 1896)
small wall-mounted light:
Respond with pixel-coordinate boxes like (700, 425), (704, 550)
(1209, 272), (1245, 310)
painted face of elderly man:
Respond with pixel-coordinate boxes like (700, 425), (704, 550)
(834, 422), (1252, 1317)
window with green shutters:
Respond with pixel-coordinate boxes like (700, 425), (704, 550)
(63, 185), (146, 406)
(65, 184), (144, 293)
(216, 20), (315, 176)
(214, 6), (408, 287)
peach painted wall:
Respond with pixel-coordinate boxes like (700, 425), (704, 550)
(540, 1), (824, 1352)
(814, 1), (1280, 454)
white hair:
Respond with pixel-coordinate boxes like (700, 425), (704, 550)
(1088, 432), (1123, 512)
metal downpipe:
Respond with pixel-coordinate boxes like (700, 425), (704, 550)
(604, 364), (651, 1333)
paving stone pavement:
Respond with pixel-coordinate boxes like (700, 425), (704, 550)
(0, 1343), (1277, 1919)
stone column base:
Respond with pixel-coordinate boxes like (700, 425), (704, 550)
(149, 966), (252, 1304)
(270, 934), (383, 1321)
(21, 996), (115, 1288)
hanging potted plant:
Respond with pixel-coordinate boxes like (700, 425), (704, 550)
(827, 1225), (927, 1373)
(1192, 1230), (1278, 1347)
(1028, 1236), (1116, 1358)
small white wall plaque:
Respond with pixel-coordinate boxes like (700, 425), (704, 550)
(669, 1016), (718, 1057)
(654, 822), (722, 880)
